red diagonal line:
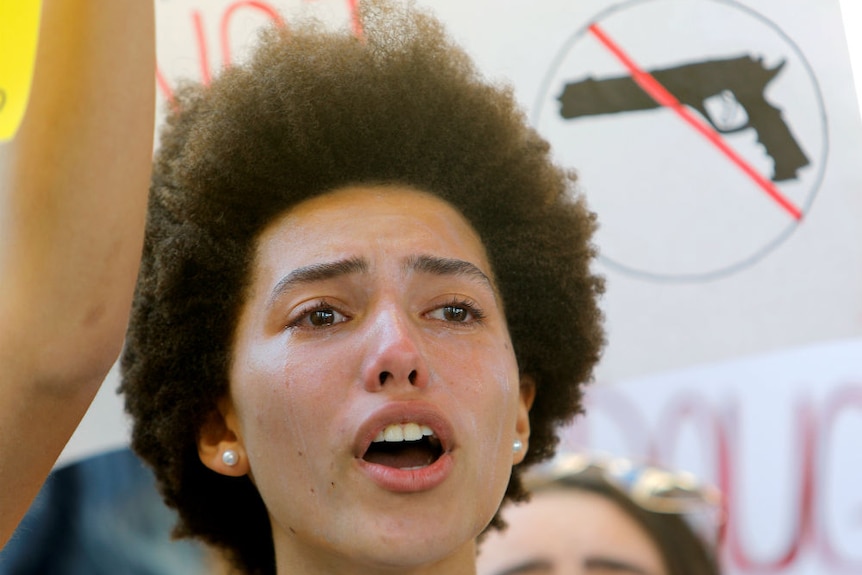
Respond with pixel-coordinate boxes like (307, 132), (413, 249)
(588, 23), (803, 221)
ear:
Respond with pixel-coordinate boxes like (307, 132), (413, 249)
(513, 374), (536, 465)
(198, 397), (250, 477)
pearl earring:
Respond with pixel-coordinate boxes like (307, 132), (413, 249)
(222, 449), (239, 467)
(512, 438), (523, 453)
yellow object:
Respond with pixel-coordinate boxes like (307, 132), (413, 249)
(0, 1), (42, 141)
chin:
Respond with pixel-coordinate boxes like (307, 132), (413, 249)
(340, 512), (483, 571)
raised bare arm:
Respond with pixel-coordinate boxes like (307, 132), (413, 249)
(0, 0), (155, 546)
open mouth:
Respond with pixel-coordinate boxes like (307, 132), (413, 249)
(362, 422), (444, 470)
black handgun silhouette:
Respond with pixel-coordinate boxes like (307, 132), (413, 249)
(558, 55), (809, 182)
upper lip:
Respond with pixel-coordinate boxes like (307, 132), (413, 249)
(353, 401), (455, 460)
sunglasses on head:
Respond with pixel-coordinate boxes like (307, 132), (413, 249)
(522, 452), (725, 543)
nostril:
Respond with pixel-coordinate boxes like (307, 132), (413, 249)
(376, 370), (418, 386)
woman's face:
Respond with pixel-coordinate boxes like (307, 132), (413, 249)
(477, 489), (668, 575)
(201, 185), (533, 573)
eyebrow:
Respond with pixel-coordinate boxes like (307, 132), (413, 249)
(266, 254), (496, 310)
(584, 557), (653, 574)
(267, 257), (368, 308)
(405, 254), (495, 291)
(489, 556), (654, 575)
(490, 558), (553, 575)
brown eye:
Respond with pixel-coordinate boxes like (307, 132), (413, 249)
(427, 299), (485, 325)
(289, 303), (349, 329)
(309, 309), (337, 326)
(442, 305), (468, 322)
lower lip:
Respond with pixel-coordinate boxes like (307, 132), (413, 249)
(357, 452), (454, 492)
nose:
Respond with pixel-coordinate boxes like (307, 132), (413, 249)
(362, 306), (428, 392)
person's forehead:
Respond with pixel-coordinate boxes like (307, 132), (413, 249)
(279, 184), (474, 229)
(253, 184), (494, 277)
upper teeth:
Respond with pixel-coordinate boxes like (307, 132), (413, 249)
(373, 422), (435, 443)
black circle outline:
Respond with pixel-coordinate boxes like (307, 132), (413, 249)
(532, 0), (829, 283)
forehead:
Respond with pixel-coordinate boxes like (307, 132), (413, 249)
(253, 185), (493, 275)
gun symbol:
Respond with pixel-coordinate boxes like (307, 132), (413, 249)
(558, 55), (809, 182)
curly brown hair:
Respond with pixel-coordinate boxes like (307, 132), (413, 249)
(120, 3), (604, 574)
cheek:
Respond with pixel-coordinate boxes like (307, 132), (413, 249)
(231, 343), (355, 512)
(463, 339), (518, 406)
(231, 338), (345, 459)
(433, 337), (520, 452)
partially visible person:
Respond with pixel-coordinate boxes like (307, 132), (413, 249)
(0, 0), (155, 547)
(0, 448), (210, 575)
(477, 453), (723, 575)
